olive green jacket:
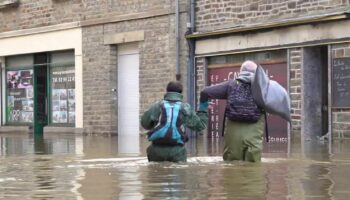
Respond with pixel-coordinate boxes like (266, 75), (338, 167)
(141, 92), (208, 133)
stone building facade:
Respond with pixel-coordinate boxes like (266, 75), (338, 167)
(0, 0), (189, 135)
(191, 0), (350, 140)
(1, 0), (349, 140)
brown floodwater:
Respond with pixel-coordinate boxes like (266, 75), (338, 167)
(0, 133), (349, 200)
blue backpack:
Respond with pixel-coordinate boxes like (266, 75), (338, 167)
(147, 100), (188, 145)
(225, 80), (261, 123)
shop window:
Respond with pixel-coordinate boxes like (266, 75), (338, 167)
(6, 55), (34, 124)
(4, 50), (75, 126)
(49, 51), (75, 125)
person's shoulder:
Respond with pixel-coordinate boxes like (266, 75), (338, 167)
(179, 102), (192, 113)
(181, 102), (191, 107)
(148, 100), (163, 108)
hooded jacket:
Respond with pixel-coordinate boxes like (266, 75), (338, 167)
(141, 92), (208, 144)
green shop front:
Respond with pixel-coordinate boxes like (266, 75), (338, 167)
(3, 50), (76, 135)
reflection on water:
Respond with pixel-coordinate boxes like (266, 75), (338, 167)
(0, 133), (350, 199)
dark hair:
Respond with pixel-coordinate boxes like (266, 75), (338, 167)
(166, 81), (183, 93)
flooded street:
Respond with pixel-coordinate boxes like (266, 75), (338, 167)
(0, 133), (350, 199)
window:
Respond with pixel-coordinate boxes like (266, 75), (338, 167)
(6, 55), (34, 124)
(50, 51), (75, 125)
(4, 50), (75, 126)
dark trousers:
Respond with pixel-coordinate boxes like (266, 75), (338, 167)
(147, 144), (187, 162)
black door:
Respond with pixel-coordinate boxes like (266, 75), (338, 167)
(33, 53), (48, 136)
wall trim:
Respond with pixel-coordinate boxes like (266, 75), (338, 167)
(0, 22), (81, 40)
(195, 38), (350, 58)
(195, 19), (350, 56)
(104, 31), (145, 45)
(187, 12), (349, 39)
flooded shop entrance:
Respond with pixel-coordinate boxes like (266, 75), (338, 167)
(206, 50), (288, 153)
(33, 53), (48, 135)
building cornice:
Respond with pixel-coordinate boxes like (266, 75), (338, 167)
(186, 11), (350, 39)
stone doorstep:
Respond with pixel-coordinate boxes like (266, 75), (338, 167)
(44, 126), (84, 134)
(0, 126), (28, 133)
(0, 126), (83, 134)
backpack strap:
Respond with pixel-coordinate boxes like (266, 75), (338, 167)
(264, 112), (269, 142)
(222, 110), (226, 137)
(148, 100), (185, 145)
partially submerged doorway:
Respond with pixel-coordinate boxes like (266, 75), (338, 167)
(302, 46), (329, 140)
(206, 50), (289, 152)
(33, 53), (48, 135)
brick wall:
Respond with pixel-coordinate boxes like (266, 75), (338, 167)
(289, 48), (302, 133)
(331, 43), (350, 139)
(195, 0), (350, 32)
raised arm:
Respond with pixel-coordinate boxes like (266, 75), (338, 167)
(182, 103), (208, 132)
(200, 80), (230, 102)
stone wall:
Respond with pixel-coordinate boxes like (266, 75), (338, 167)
(331, 43), (350, 139)
(0, 0), (186, 32)
(0, 0), (189, 135)
(82, 25), (117, 135)
(82, 13), (189, 135)
(289, 48), (302, 133)
(195, 57), (206, 105)
(195, 0), (350, 32)
(0, 0), (81, 31)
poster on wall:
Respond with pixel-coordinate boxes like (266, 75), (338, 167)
(51, 89), (69, 123)
(51, 67), (75, 124)
(6, 70), (34, 123)
(68, 89), (75, 124)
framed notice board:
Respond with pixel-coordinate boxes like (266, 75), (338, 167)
(332, 57), (350, 108)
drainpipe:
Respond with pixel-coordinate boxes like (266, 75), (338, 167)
(186, 0), (196, 137)
(175, 0), (181, 81)
(187, 0), (195, 107)
(0, 61), (2, 125)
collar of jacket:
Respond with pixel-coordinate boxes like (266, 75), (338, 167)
(163, 92), (183, 102)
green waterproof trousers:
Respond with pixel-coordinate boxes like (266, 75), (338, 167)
(223, 115), (265, 162)
(147, 144), (187, 162)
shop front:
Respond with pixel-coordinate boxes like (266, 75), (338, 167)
(0, 27), (83, 134)
(203, 50), (289, 153)
(4, 51), (75, 135)
(192, 13), (350, 145)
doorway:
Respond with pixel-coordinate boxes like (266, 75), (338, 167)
(207, 62), (288, 140)
(302, 46), (329, 139)
(33, 53), (48, 135)
(117, 43), (140, 155)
